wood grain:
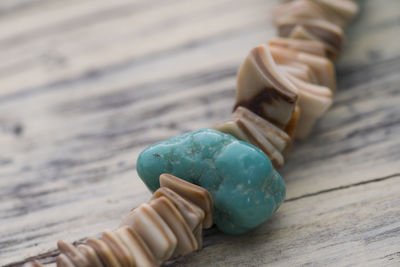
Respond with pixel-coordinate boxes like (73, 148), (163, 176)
(172, 175), (400, 266)
(0, 0), (399, 266)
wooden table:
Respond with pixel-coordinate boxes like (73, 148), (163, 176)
(1, 0), (399, 266)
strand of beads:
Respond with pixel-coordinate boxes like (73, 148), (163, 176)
(25, 1), (359, 266)
(25, 175), (212, 267)
(217, 0), (359, 170)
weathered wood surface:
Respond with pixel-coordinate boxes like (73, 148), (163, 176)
(0, 0), (399, 266)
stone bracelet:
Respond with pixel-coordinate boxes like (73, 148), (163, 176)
(26, 0), (359, 266)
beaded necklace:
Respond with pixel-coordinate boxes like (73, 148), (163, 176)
(26, 1), (359, 266)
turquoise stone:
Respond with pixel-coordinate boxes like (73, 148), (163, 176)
(136, 129), (286, 234)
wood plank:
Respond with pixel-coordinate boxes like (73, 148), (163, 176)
(0, 0), (273, 98)
(6, 171), (400, 266)
(0, 0), (399, 265)
(171, 175), (400, 266)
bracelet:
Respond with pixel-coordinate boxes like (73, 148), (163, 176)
(25, 0), (359, 266)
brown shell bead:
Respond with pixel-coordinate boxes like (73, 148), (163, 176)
(28, 175), (214, 267)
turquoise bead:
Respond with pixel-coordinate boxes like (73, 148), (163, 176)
(136, 129), (286, 234)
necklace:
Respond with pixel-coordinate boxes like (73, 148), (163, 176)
(25, 1), (359, 266)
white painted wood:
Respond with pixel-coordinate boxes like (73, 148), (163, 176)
(0, 0), (399, 266)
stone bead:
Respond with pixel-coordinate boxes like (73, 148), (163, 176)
(136, 129), (286, 234)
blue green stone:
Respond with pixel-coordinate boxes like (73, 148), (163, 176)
(136, 128), (286, 234)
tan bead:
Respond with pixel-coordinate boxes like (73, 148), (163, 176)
(102, 230), (134, 267)
(271, 0), (349, 29)
(77, 245), (103, 267)
(57, 240), (89, 267)
(152, 187), (204, 248)
(278, 63), (318, 83)
(114, 226), (157, 267)
(159, 174), (213, 229)
(212, 120), (250, 142)
(270, 37), (328, 58)
(149, 196), (198, 257)
(285, 23), (338, 58)
(238, 116), (285, 168)
(87, 238), (121, 267)
(277, 17), (344, 54)
(56, 254), (76, 267)
(283, 72), (332, 139)
(234, 44), (298, 128)
(120, 204), (177, 264)
(269, 44), (336, 92)
(233, 106), (291, 153)
(152, 187), (204, 233)
(315, 0), (359, 23)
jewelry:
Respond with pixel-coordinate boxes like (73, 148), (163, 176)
(25, 1), (359, 266)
